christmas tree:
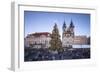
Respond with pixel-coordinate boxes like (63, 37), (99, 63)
(49, 23), (62, 52)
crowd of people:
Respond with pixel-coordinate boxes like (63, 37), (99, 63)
(24, 47), (90, 61)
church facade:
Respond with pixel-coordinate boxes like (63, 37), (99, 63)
(62, 20), (75, 48)
(62, 20), (89, 48)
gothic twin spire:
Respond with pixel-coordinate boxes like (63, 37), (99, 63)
(62, 20), (74, 32)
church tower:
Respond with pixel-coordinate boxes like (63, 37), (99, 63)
(69, 20), (75, 38)
(62, 21), (67, 39)
(62, 20), (75, 49)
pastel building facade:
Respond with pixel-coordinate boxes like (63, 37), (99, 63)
(24, 32), (51, 49)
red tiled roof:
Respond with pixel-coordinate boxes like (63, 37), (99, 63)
(28, 32), (51, 37)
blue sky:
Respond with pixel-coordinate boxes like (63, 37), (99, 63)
(24, 11), (90, 38)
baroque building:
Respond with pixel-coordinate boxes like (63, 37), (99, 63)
(24, 32), (51, 49)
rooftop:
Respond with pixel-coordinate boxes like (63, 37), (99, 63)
(26, 32), (51, 38)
